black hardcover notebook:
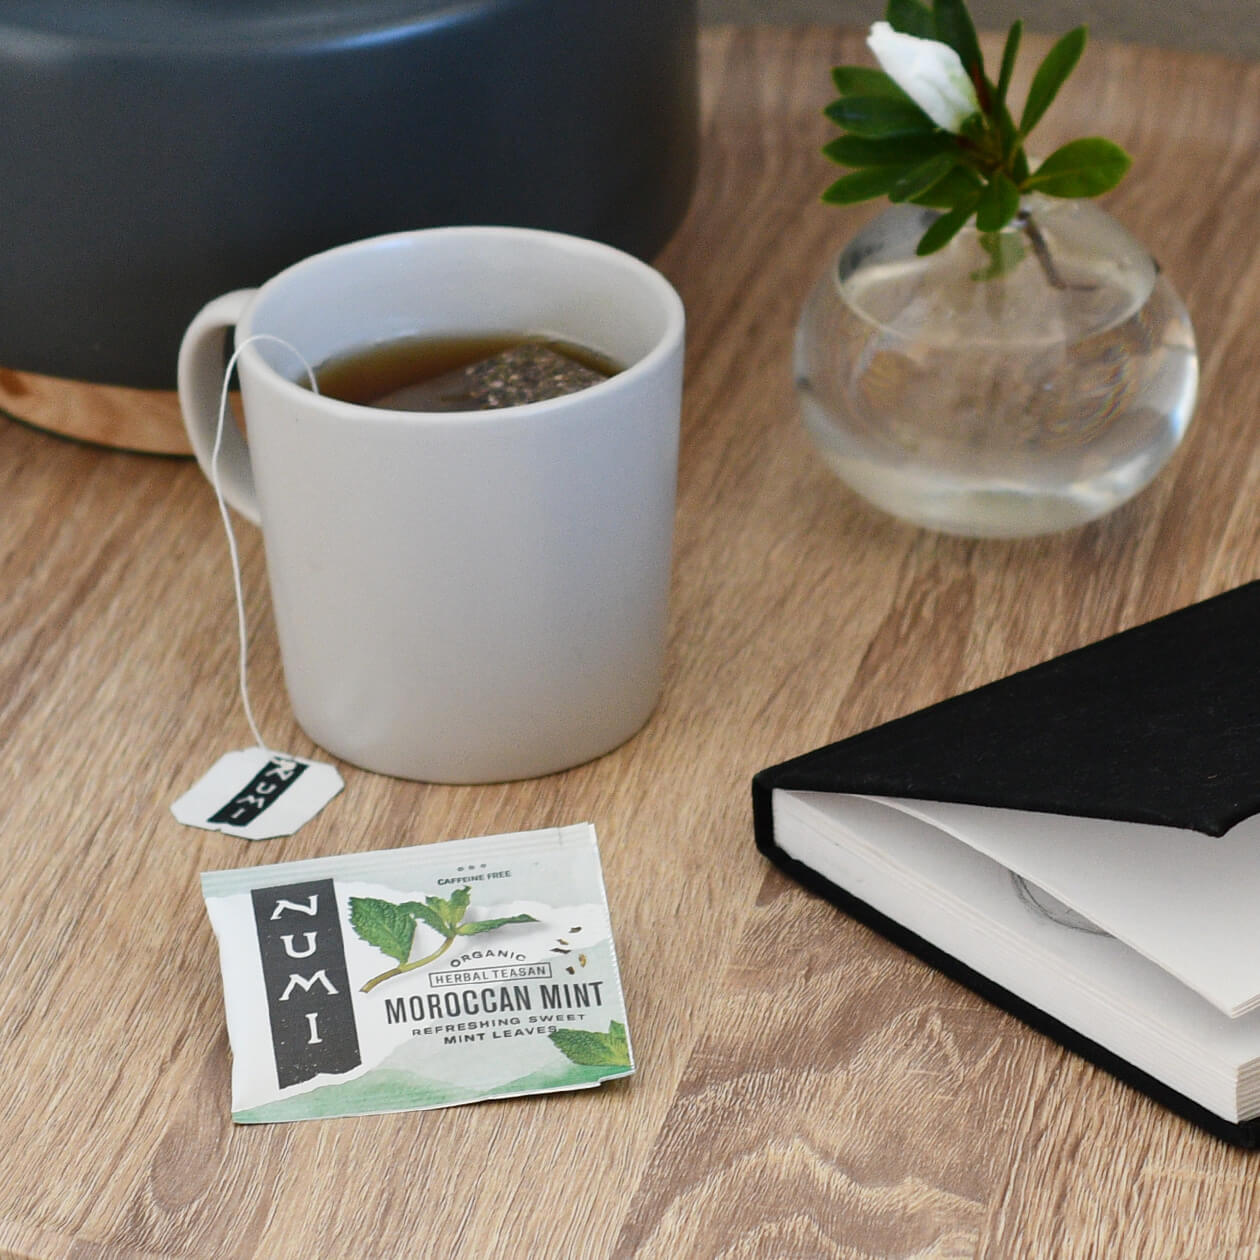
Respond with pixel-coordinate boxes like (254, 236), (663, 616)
(753, 582), (1260, 1147)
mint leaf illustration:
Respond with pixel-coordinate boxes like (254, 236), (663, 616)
(457, 914), (537, 936)
(445, 886), (471, 922)
(348, 897), (416, 965)
(353, 887), (538, 994)
(549, 1021), (631, 1068)
(399, 898), (450, 937)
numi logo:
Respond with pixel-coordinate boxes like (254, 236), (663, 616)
(210, 757), (308, 827)
(250, 879), (361, 1088)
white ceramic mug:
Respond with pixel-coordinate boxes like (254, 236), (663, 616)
(178, 226), (685, 782)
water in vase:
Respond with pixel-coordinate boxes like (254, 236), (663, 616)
(795, 200), (1198, 538)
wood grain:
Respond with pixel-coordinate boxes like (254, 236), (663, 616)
(3, 26), (1260, 1260)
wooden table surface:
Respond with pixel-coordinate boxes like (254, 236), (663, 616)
(5, 25), (1260, 1260)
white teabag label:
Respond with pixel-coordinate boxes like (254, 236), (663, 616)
(173, 748), (344, 840)
(200, 823), (634, 1123)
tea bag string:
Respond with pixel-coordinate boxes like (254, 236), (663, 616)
(212, 334), (318, 753)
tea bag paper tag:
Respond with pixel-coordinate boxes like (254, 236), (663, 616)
(172, 748), (343, 840)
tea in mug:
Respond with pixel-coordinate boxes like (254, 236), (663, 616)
(313, 334), (622, 412)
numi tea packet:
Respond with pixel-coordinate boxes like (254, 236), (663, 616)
(201, 823), (633, 1123)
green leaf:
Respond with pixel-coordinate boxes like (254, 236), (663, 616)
(909, 165), (983, 207)
(916, 198), (979, 254)
(1010, 143), (1031, 184)
(971, 230), (1026, 281)
(349, 897), (416, 965)
(831, 66), (911, 101)
(886, 0), (935, 38)
(957, 112), (988, 146)
(399, 898), (449, 936)
(456, 913), (538, 935)
(975, 171), (1020, 231)
(446, 886), (471, 926)
(823, 132), (953, 168)
(821, 166), (906, 205)
(995, 19), (1022, 111)
(994, 102), (1018, 159)
(1019, 26), (1087, 137)
(824, 96), (935, 138)
(889, 152), (959, 203)
(549, 1021), (631, 1068)
(933, 0), (984, 75)
(1022, 137), (1132, 197)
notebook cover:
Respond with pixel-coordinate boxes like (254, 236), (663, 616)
(751, 582), (1260, 1147)
(754, 581), (1260, 840)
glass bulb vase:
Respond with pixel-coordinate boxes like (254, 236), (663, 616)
(794, 197), (1199, 538)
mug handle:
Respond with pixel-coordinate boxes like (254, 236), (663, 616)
(177, 289), (261, 525)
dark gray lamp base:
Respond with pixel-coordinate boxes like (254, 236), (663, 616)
(0, 0), (698, 450)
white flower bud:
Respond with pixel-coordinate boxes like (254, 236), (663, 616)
(867, 21), (981, 134)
